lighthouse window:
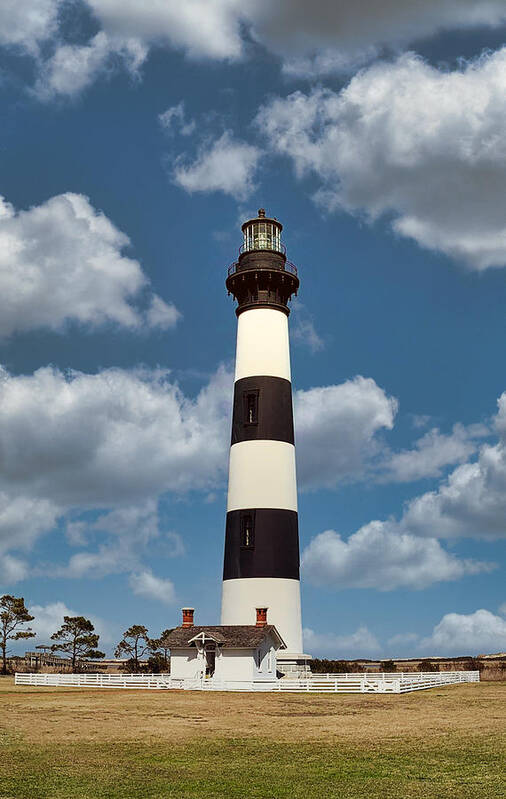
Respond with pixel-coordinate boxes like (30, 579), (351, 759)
(243, 390), (259, 425)
(240, 513), (255, 549)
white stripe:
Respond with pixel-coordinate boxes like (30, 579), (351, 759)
(235, 308), (291, 381)
(227, 440), (297, 512)
(221, 577), (303, 654)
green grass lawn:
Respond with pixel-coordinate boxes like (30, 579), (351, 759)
(1, 679), (505, 799)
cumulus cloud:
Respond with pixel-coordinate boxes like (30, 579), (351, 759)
(0, 364), (232, 510)
(0, 554), (29, 585)
(0, 0), (61, 53)
(419, 609), (506, 656)
(0, 192), (179, 337)
(0, 363), (232, 578)
(87, 0), (245, 61)
(379, 423), (488, 483)
(291, 301), (325, 354)
(55, 503), (184, 580)
(248, 1), (506, 70)
(34, 32), (147, 99)
(173, 132), (261, 200)
(303, 625), (380, 658)
(401, 392), (506, 538)
(0, 493), (60, 557)
(27, 600), (111, 647)
(159, 102), (196, 137)
(4, 2), (506, 94)
(301, 524), (493, 591)
(257, 49), (506, 269)
(295, 376), (397, 490)
(129, 569), (176, 604)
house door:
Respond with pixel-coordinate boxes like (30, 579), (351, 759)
(205, 648), (216, 678)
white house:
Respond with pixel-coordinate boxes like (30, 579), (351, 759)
(166, 607), (286, 682)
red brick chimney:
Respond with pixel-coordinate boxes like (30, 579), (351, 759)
(256, 607), (268, 627)
(182, 608), (194, 628)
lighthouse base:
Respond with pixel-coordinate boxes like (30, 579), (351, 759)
(221, 577), (303, 654)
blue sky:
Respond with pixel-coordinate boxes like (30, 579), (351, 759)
(1, 0), (506, 659)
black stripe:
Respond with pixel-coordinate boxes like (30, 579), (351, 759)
(231, 376), (294, 445)
(223, 508), (299, 580)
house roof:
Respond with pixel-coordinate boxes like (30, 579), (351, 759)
(165, 625), (286, 650)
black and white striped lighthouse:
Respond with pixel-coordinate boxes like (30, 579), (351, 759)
(221, 209), (305, 660)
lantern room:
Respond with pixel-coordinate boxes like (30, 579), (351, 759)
(241, 208), (284, 255)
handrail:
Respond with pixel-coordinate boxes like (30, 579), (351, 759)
(227, 260), (297, 277)
(239, 241), (286, 256)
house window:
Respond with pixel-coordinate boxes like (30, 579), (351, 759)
(268, 649), (273, 672)
(240, 512), (255, 549)
(243, 390), (259, 425)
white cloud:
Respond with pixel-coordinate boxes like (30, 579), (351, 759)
(87, 0), (245, 61)
(0, 364), (231, 578)
(159, 102), (196, 137)
(301, 524), (493, 591)
(0, 493), (60, 556)
(0, 192), (179, 337)
(27, 600), (111, 648)
(0, 0), (60, 53)
(57, 500), (160, 579)
(54, 503), (184, 580)
(387, 632), (419, 654)
(401, 392), (506, 538)
(129, 569), (176, 604)
(379, 423), (487, 483)
(29, 600), (75, 642)
(303, 625), (381, 658)
(0, 364), (232, 511)
(146, 295), (182, 330)
(0, 554), (29, 585)
(291, 301), (324, 354)
(34, 32), (147, 99)
(173, 132), (261, 200)
(247, 1), (506, 70)
(419, 609), (506, 656)
(257, 49), (506, 269)
(295, 376), (397, 490)
(4, 1), (506, 94)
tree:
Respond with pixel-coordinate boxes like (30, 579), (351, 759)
(1, 595), (35, 675)
(148, 628), (174, 672)
(417, 659), (439, 672)
(381, 660), (397, 673)
(146, 652), (169, 673)
(115, 625), (150, 673)
(51, 616), (105, 672)
(310, 658), (363, 674)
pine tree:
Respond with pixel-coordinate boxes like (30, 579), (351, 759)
(115, 625), (150, 672)
(1, 595), (35, 675)
(51, 616), (104, 672)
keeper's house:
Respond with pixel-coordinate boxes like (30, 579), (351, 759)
(166, 608), (285, 682)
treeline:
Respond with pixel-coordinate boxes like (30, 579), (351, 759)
(1, 594), (172, 675)
(310, 658), (485, 674)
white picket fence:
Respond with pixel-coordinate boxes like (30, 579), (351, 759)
(15, 671), (479, 694)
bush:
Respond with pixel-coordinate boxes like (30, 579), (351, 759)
(310, 659), (363, 674)
(417, 659), (439, 672)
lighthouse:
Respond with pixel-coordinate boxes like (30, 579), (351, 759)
(221, 209), (308, 670)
